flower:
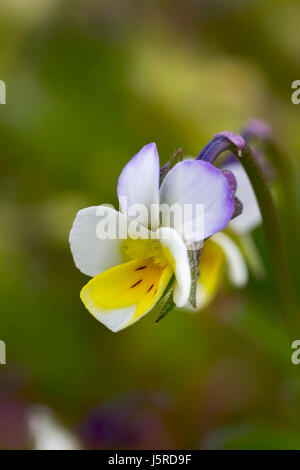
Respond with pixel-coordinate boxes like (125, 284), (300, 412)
(69, 143), (234, 332)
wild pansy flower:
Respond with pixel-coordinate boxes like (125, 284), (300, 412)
(69, 143), (235, 331)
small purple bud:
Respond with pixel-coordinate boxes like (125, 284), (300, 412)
(232, 196), (243, 220)
(242, 118), (273, 141)
(213, 131), (246, 157)
(222, 169), (237, 194)
(221, 170), (243, 220)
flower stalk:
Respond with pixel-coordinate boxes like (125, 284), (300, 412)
(231, 143), (299, 332)
(197, 133), (299, 333)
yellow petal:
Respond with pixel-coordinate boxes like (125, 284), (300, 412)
(80, 258), (173, 330)
(196, 239), (225, 309)
(126, 264), (173, 327)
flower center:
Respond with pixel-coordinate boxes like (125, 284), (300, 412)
(122, 238), (168, 268)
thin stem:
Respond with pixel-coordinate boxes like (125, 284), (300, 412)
(229, 143), (299, 333)
(264, 140), (300, 253)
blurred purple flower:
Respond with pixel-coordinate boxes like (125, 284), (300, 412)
(0, 369), (30, 449)
(79, 391), (174, 449)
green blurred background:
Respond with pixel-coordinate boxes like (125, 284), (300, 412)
(0, 0), (300, 449)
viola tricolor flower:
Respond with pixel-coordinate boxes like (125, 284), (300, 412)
(69, 143), (236, 331)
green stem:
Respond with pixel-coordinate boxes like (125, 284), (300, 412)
(230, 143), (299, 334)
(264, 140), (300, 267)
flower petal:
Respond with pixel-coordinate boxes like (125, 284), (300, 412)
(159, 160), (234, 241)
(80, 258), (172, 332)
(212, 232), (248, 287)
(155, 227), (191, 307)
(117, 143), (160, 229)
(238, 232), (264, 279)
(224, 162), (261, 233)
(69, 206), (128, 277)
(190, 233), (248, 311)
(194, 239), (226, 310)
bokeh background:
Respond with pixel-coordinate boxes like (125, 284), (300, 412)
(0, 0), (300, 449)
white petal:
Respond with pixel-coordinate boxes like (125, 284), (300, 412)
(212, 232), (248, 287)
(88, 304), (137, 333)
(159, 160), (234, 242)
(117, 143), (160, 229)
(156, 227), (191, 307)
(225, 162), (262, 234)
(69, 206), (127, 277)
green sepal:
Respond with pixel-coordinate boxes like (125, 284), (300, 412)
(188, 241), (203, 309)
(159, 148), (183, 185)
(151, 274), (176, 323)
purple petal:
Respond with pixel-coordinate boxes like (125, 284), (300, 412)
(159, 160), (234, 240)
(117, 143), (160, 229)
